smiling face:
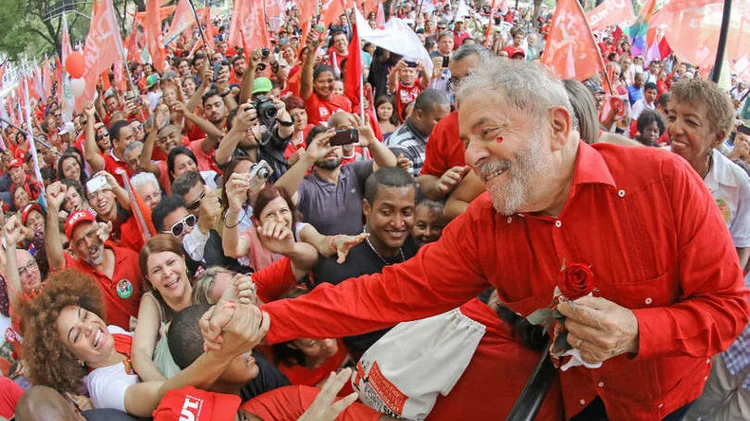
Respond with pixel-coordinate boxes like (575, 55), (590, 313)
(61, 157), (81, 181)
(25, 209), (44, 233)
(71, 221), (105, 266)
(171, 154), (198, 180)
(459, 92), (554, 216)
(411, 205), (447, 248)
(258, 196), (293, 230)
(56, 306), (113, 368)
(313, 70), (335, 100)
(88, 188), (116, 220)
(363, 186), (415, 250)
(667, 99), (720, 173)
(147, 251), (190, 302)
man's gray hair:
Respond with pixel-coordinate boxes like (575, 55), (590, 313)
(452, 43), (492, 64)
(456, 57), (579, 132)
(130, 171), (159, 191)
(124, 140), (143, 156)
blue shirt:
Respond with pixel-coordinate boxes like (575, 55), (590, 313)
(627, 85), (643, 106)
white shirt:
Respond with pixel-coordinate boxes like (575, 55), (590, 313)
(630, 98), (655, 120)
(84, 326), (138, 412)
(705, 149), (750, 248)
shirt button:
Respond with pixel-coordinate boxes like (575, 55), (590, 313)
(618, 189), (626, 197)
(645, 297), (653, 305)
(580, 399), (586, 405)
(507, 217), (512, 224)
(598, 382), (604, 388)
(704, 376), (709, 381)
(706, 358), (711, 364)
(555, 220), (562, 228)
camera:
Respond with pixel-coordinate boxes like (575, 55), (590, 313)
(261, 48), (270, 58)
(252, 95), (278, 127)
(248, 160), (274, 192)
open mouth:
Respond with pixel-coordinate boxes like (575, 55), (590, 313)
(164, 278), (180, 289)
(93, 328), (103, 349)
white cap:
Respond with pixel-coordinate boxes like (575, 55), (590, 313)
(58, 122), (75, 135)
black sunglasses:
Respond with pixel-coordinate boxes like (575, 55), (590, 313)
(186, 190), (205, 211)
(163, 214), (197, 237)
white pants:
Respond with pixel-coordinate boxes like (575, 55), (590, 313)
(683, 354), (750, 421)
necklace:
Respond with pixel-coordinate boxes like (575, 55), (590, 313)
(363, 226), (404, 265)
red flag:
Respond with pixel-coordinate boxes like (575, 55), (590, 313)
(131, 5), (176, 25)
(230, 0), (269, 50)
(658, 36), (672, 60)
(120, 171), (157, 242)
(146, 0), (167, 72)
(484, 0), (500, 47)
(298, 0), (317, 44)
(651, 0), (750, 70)
(586, 0), (635, 31)
(322, 0), (347, 27)
(376, 3), (386, 29)
(344, 22), (362, 106)
(80, 0), (124, 105)
(203, 8), (218, 51)
(61, 13), (72, 64)
(541, 0), (604, 81)
(165, 0), (193, 44)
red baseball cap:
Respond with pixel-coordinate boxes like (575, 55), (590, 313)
(8, 159), (23, 169)
(64, 209), (97, 240)
(21, 202), (44, 225)
(153, 387), (241, 421)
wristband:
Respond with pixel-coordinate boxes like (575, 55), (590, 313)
(220, 90), (232, 98)
(224, 212), (241, 229)
(276, 119), (294, 127)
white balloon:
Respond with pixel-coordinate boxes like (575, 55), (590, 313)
(70, 78), (86, 98)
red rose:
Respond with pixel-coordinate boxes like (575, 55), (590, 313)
(558, 263), (595, 300)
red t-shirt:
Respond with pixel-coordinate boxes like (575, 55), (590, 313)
(0, 377), (23, 419)
(240, 385), (380, 421)
(254, 257), (297, 304)
(65, 244), (144, 331)
(156, 160), (172, 195)
(284, 125), (314, 161)
(304, 93), (352, 126)
(396, 82), (422, 122)
(419, 110), (464, 177)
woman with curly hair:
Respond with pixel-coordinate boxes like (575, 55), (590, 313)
(18, 269), (260, 418)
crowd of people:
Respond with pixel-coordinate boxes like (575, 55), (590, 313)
(0, 0), (748, 420)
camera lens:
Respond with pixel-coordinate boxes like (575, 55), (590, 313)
(258, 167), (270, 179)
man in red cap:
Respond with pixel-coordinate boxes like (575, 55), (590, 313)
(43, 181), (143, 331)
(8, 158), (41, 202)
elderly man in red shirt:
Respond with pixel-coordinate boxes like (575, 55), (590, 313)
(206, 58), (749, 420)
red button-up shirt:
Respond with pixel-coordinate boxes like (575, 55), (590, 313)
(65, 244), (143, 331)
(262, 142), (749, 420)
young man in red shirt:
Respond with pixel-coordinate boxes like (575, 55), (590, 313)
(388, 60), (430, 123)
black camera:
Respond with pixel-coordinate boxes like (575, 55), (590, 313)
(261, 48), (270, 58)
(252, 95), (278, 127)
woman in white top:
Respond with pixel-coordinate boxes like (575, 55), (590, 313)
(667, 78), (750, 268)
(18, 269), (262, 418)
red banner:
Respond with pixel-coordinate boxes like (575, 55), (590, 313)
(587, 0), (635, 31)
(80, 0), (124, 104)
(651, 0), (750, 70)
(229, 0), (269, 50)
(541, 0), (604, 81)
(146, 0), (167, 72)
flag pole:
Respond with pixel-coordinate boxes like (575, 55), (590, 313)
(187, 0), (213, 55)
(711, 0), (732, 83)
(360, 73), (365, 122)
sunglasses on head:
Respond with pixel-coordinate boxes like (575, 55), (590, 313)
(163, 213), (197, 237)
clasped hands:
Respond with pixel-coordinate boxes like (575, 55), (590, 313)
(199, 300), (269, 355)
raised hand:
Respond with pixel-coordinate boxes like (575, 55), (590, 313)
(332, 233), (369, 264)
(220, 273), (258, 305)
(225, 172), (252, 212)
(45, 181), (67, 211)
(3, 216), (22, 246)
(297, 368), (359, 421)
(257, 220), (296, 255)
(437, 165), (469, 194)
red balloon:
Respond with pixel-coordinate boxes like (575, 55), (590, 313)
(65, 52), (85, 79)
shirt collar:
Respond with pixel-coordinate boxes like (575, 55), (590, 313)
(572, 141), (616, 189)
(404, 118), (427, 142)
(705, 148), (738, 191)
